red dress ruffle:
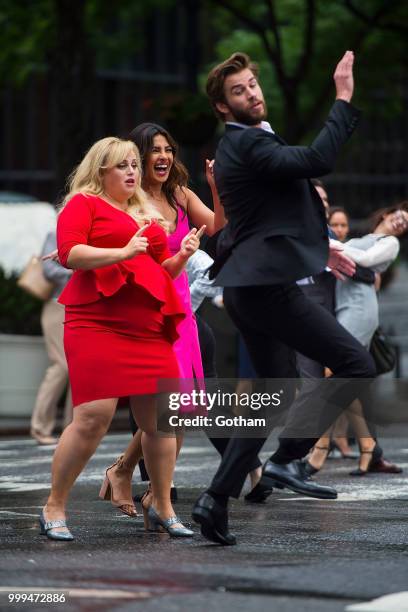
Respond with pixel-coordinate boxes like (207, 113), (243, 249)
(57, 194), (185, 406)
(59, 258), (184, 344)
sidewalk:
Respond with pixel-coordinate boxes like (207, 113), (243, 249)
(1, 432), (408, 611)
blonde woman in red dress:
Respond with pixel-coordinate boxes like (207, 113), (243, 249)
(39, 137), (203, 541)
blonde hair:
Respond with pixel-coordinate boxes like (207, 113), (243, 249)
(60, 136), (169, 231)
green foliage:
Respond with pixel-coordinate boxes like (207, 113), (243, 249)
(0, 268), (42, 335)
(0, 0), (54, 85)
(158, 90), (218, 145)
(0, 0), (176, 84)
(85, 1), (166, 70)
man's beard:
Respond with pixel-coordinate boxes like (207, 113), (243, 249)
(229, 100), (267, 126)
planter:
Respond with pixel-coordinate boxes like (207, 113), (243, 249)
(0, 334), (49, 417)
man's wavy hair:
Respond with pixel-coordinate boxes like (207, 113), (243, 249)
(129, 123), (189, 216)
(206, 52), (259, 122)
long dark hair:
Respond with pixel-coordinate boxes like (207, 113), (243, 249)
(370, 201), (408, 232)
(128, 123), (189, 215)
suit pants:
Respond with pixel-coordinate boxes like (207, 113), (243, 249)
(209, 283), (376, 498)
(31, 300), (72, 436)
(297, 282), (380, 445)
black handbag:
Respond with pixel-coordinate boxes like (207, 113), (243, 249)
(369, 327), (396, 375)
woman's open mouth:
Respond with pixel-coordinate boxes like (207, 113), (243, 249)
(154, 164), (169, 177)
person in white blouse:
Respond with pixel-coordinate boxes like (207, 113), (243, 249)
(306, 202), (408, 476)
(334, 205), (408, 346)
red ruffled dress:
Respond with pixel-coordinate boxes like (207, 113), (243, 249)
(57, 194), (185, 407)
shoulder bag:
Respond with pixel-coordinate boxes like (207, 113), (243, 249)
(17, 256), (54, 301)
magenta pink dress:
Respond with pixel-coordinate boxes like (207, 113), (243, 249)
(168, 206), (204, 388)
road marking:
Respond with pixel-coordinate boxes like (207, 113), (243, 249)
(346, 591), (408, 611)
(68, 589), (150, 599)
(0, 481), (49, 492)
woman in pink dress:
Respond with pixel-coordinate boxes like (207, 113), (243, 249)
(168, 209), (205, 382)
(99, 123), (225, 516)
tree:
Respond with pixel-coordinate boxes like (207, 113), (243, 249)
(0, 0), (177, 198)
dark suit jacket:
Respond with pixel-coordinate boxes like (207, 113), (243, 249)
(210, 100), (361, 286)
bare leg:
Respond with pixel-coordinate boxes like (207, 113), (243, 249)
(131, 395), (184, 528)
(105, 423), (184, 509)
(45, 398), (118, 532)
(332, 413), (355, 456)
(102, 428), (143, 512)
(346, 399), (376, 470)
(176, 433), (184, 457)
(122, 428), (143, 468)
(308, 401), (376, 472)
(307, 432), (332, 471)
(249, 466), (262, 488)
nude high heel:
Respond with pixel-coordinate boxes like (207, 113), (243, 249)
(99, 455), (137, 517)
(140, 484), (153, 530)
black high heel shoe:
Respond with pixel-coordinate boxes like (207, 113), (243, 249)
(304, 444), (331, 473)
(244, 482), (273, 503)
(349, 444), (382, 476)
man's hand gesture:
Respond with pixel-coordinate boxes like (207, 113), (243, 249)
(334, 50), (354, 103)
(328, 240), (355, 281)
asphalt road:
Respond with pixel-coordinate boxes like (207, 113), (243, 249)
(1, 432), (408, 612)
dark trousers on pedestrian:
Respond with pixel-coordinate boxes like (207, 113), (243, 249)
(209, 283), (376, 498)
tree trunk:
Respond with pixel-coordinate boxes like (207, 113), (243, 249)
(49, 0), (95, 201)
(281, 83), (303, 143)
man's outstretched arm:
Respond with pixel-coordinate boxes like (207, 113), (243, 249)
(244, 51), (360, 179)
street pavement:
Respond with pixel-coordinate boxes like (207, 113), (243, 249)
(1, 431), (408, 612)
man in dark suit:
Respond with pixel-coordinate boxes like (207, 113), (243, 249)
(192, 51), (376, 546)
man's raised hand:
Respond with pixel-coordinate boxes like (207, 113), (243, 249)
(328, 241), (355, 281)
(334, 50), (354, 103)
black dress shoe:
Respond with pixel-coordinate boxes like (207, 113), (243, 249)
(244, 482), (273, 503)
(261, 460), (337, 500)
(302, 460), (318, 476)
(192, 492), (236, 546)
(350, 444), (403, 476)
